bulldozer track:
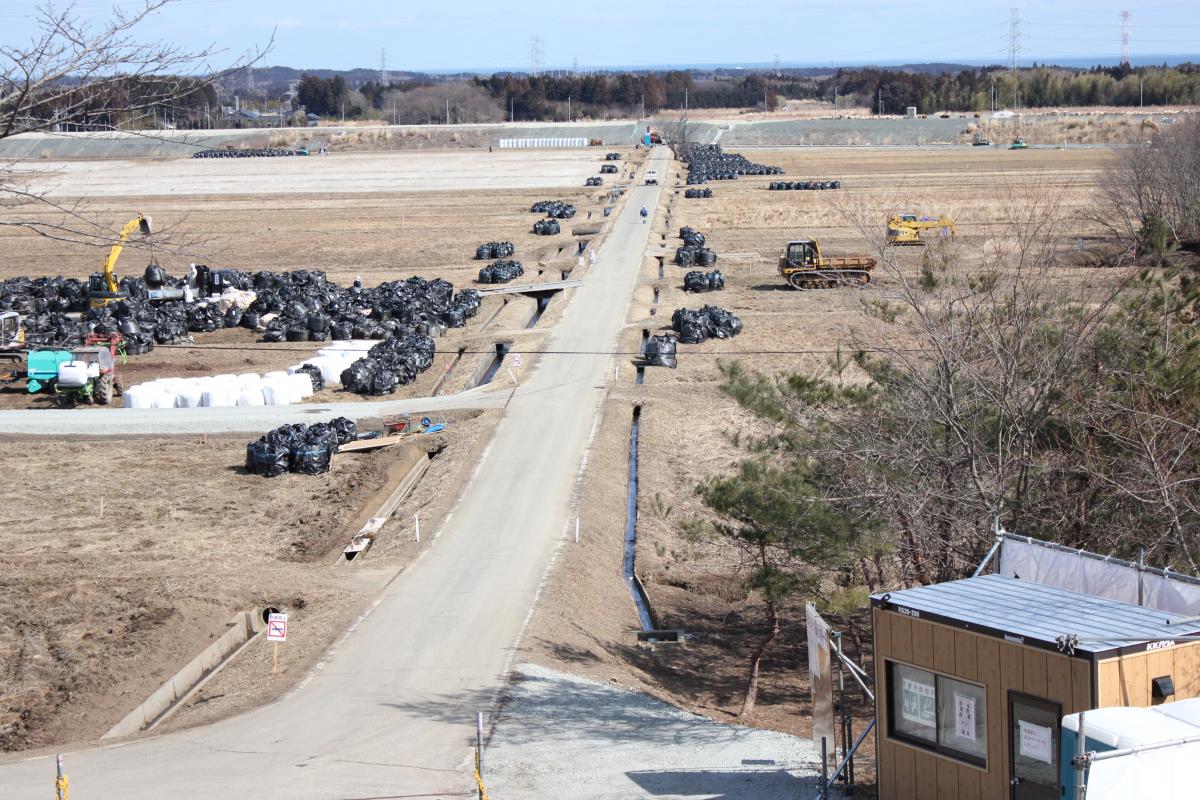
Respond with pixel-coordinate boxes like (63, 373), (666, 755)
(787, 270), (874, 290)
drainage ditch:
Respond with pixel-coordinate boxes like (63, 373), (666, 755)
(657, 257), (664, 279)
(651, 286), (660, 317)
(624, 405), (655, 631)
(526, 295), (551, 329)
(636, 329), (648, 385)
(431, 348), (466, 396)
(478, 342), (510, 387)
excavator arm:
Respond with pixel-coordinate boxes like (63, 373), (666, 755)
(100, 214), (152, 293)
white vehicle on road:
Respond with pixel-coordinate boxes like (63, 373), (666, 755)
(644, 169), (659, 185)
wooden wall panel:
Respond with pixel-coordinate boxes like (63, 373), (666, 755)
(874, 610), (895, 799)
(1097, 659), (1122, 707)
(891, 613), (913, 663)
(955, 630), (979, 681)
(892, 741), (916, 800)
(976, 637), (1005, 799)
(935, 754), (958, 799)
(1122, 654), (1149, 706)
(911, 617), (934, 669)
(957, 764), (982, 800)
(1022, 648), (1048, 698)
(1175, 644), (1200, 699)
(915, 751), (939, 799)
(932, 624), (956, 674)
(1046, 654), (1073, 711)
(1070, 657), (1092, 713)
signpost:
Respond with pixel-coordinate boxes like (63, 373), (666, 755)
(266, 612), (288, 674)
(512, 353), (522, 368)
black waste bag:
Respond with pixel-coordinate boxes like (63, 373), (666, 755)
(330, 416), (358, 445)
(265, 422), (308, 450)
(331, 320), (353, 341)
(678, 318), (707, 344)
(224, 307), (244, 328)
(245, 441), (290, 477)
(297, 363), (325, 392)
(305, 422), (340, 453)
(644, 335), (678, 369)
(144, 264), (167, 288)
(289, 443), (332, 475)
(699, 305), (743, 339)
(241, 310), (262, 330)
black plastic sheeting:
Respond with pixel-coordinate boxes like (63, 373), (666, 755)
(245, 417), (358, 478)
(677, 143), (783, 185)
(644, 335), (678, 369)
(477, 260), (524, 284)
(339, 333), (436, 396)
(671, 305), (743, 344)
(683, 270), (725, 293)
(475, 241), (515, 260)
(530, 200), (576, 219)
(3, 269), (482, 353)
(532, 218), (561, 236)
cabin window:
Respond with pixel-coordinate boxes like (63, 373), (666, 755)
(887, 661), (988, 767)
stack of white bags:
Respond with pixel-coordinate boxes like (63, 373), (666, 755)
(122, 340), (376, 409)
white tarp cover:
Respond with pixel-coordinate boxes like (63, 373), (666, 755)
(497, 137), (587, 148)
(805, 603), (835, 767)
(1085, 743), (1200, 799)
(998, 538), (1200, 616)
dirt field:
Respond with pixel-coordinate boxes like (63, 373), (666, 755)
(525, 146), (1116, 779)
(0, 146), (646, 409)
(0, 146), (641, 749)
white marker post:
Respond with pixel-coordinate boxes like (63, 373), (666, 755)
(414, 512), (421, 543)
(575, 517), (580, 544)
(266, 612), (288, 674)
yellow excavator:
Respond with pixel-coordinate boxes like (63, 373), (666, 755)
(88, 213), (152, 308)
(777, 238), (876, 289)
(886, 213), (956, 246)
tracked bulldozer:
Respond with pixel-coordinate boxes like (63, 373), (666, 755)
(777, 239), (876, 289)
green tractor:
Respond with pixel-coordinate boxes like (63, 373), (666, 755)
(45, 336), (125, 408)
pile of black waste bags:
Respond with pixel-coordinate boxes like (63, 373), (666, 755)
(644, 335), (678, 369)
(671, 306), (743, 344)
(478, 260), (524, 284)
(532, 218), (561, 235)
(339, 334), (436, 396)
(475, 241), (515, 260)
(683, 270), (724, 292)
(245, 417), (358, 477)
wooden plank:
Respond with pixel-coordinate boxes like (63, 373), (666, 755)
(932, 623), (956, 674)
(1097, 659), (1122, 707)
(956, 763), (981, 800)
(1046, 654), (1073, 711)
(335, 436), (407, 453)
(935, 755), (958, 800)
(877, 736), (896, 800)
(955, 630), (978, 681)
(1071, 658), (1092, 713)
(1121, 653), (1149, 706)
(890, 613), (913, 664)
(914, 750), (938, 800)
(1022, 648), (1048, 699)
(474, 279), (582, 296)
(1174, 643), (1200, 700)
(976, 637), (1004, 796)
(873, 608), (894, 799)
(1145, 649), (1174, 705)
(892, 741), (916, 800)
(911, 619), (934, 669)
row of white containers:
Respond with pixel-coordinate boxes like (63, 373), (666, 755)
(497, 138), (588, 148)
(122, 340), (376, 409)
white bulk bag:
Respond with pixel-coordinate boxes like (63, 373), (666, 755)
(237, 388), (266, 406)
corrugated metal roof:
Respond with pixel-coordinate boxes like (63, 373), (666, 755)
(871, 574), (1200, 657)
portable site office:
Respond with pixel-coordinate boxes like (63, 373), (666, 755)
(871, 565), (1200, 800)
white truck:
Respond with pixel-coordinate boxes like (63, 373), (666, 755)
(644, 169), (658, 186)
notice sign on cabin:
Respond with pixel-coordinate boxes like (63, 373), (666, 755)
(954, 694), (976, 741)
(901, 677), (936, 728)
(1019, 720), (1054, 764)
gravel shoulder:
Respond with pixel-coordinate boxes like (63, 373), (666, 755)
(486, 663), (822, 800)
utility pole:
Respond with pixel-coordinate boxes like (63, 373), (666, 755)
(529, 37), (544, 76)
(878, 88), (883, 116)
(510, 96), (514, 123)
(640, 92), (644, 119)
(1008, 7), (1021, 110)
(446, 97), (450, 125)
(834, 85), (838, 110)
(567, 95), (571, 122)
(379, 47), (389, 85)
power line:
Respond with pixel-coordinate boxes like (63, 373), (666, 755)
(1121, 10), (1131, 67)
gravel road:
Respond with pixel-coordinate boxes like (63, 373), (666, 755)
(486, 664), (823, 800)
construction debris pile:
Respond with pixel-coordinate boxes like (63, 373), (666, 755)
(478, 260), (525, 284)
(529, 200), (576, 219)
(678, 143), (782, 185)
(683, 270), (725, 292)
(674, 227), (718, 268)
(671, 305), (743, 344)
(245, 417), (359, 478)
(768, 180), (841, 191)
(475, 241), (515, 260)
(532, 218), (561, 235)
(338, 334), (436, 396)
(684, 188), (714, 199)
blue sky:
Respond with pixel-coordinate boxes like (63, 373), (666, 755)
(2, 0), (1198, 72)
